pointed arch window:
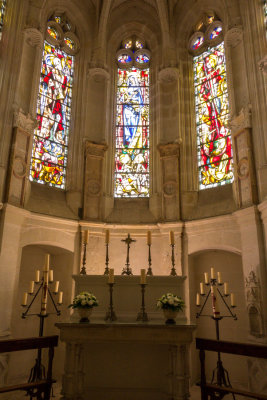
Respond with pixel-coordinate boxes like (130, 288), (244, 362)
(114, 37), (150, 197)
(29, 14), (79, 188)
(0, 0), (7, 40)
(189, 13), (233, 189)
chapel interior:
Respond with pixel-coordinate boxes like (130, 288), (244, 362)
(0, 0), (267, 399)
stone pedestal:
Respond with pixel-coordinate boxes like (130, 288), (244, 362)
(56, 322), (195, 400)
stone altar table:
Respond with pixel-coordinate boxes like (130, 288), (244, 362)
(56, 321), (196, 400)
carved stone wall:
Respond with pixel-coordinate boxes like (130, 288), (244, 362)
(83, 141), (108, 220)
(245, 271), (264, 338)
(157, 142), (180, 221)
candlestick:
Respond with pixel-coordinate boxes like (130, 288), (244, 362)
(104, 233), (110, 275)
(108, 268), (114, 283)
(136, 284), (149, 322)
(49, 270), (53, 282)
(29, 281), (35, 294)
(230, 293), (235, 307)
(58, 291), (63, 304)
(140, 269), (146, 284)
(200, 282), (204, 295)
(80, 230), (88, 275)
(224, 282), (229, 296)
(204, 272), (209, 284)
(54, 281), (59, 293)
(84, 230), (89, 244)
(105, 229), (110, 244)
(35, 270), (40, 283)
(196, 293), (200, 306)
(211, 267), (215, 279)
(169, 231), (175, 245)
(44, 254), (50, 272)
(22, 292), (28, 306)
(147, 231), (151, 245)
(105, 283), (117, 321)
(170, 242), (177, 276)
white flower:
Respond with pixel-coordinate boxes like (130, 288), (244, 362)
(168, 298), (174, 305)
(88, 300), (93, 305)
(81, 300), (86, 306)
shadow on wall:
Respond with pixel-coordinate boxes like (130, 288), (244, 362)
(8, 244), (74, 385)
(188, 249), (249, 389)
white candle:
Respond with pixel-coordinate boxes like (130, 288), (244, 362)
(200, 282), (204, 295)
(58, 291), (63, 304)
(231, 293), (235, 307)
(22, 292), (28, 306)
(49, 270), (53, 282)
(44, 270), (49, 285)
(105, 229), (110, 244)
(140, 269), (146, 284)
(44, 254), (50, 271)
(84, 230), (89, 244)
(108, 268), (114, 283)
(196, 293), (200, 306)
(54, 281), (59, 293)
(169, 231), (175, 245)
(147, 231), (152, 245)
(204, 272), (209, 284)
(217, 271), (222, 284)
(211, 267), (215, 279)
(35, 270), (40, 283)
(29, 281), (34, 294)
(224, 282), (229, 295)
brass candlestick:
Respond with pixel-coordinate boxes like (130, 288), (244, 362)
(136, 283), (149, 322)
(80, 241), (87, 275)
(104, 243), (109, 275)
(105, 283), (117, 321)
(170, 243), (177, 276)
(146, 244), (153, 276)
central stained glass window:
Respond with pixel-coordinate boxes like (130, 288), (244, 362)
(114, 38), (150, 197)
(193, 42), (233, 189)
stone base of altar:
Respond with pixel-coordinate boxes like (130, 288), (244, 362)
(56, 322), (196, 400)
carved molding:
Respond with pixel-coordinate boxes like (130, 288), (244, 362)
(13, 109), (37, 134)
(224, 26), (243, 48)
(157, 141), (181, 158)
(158, 67), (180, 83)
(85, 141), (108, 158)
(23, 27), (43, 48)
(87, 67), (110, 82)
(258, 55), (267, 76)
(229, 105), (252, 133)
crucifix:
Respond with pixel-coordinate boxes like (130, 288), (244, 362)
(121, 233), (136, 275)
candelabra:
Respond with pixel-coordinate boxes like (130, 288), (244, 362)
(105, 282), (117, 321)
(80, 230), (89, 275)
(121, 233), (135, 275)
(196, 268), (237, 399)
(136, 283), (149, 322)
(21, 254), (63, 400)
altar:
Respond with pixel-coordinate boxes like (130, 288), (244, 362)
(56, 321), (196, 400)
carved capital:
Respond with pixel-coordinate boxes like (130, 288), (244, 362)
(23, 27), (43, 48)
(158, 67), (180, 83)
(258, 55), (267, 75)
(157, 141), (181, 158)
(13, 109), (37, 134)
(224, 26), (243, 48)
(87, 66), (110, 82)
(229, 105), (252, 133)
(85, 141), (108, 158)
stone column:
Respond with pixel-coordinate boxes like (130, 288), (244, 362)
(168, 344), (190, 400)
(5, 110), (36, 207)
(230, 106), (258, 208)
(61, 342), (84, 400)
(83, 141), (108, 220)
(157, 142), (180, 221)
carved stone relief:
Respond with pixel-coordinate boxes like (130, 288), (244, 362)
(158, 67), (179, 84)
(225, 26), (243, 48)
(245, 270), (264, 338)
(83, 141), (108, 220)
(157, 142), (180, 221)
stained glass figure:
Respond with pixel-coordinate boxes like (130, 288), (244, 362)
(135, 40), (143, 49)
(124, 39), (132, 49)
(30, 41), (74, 188)
(136, 54), (149, 63)
(193, 42), (233, 189)
(0, 0), (7, 40)
(115, 67), (149, 197)
(192, 35), (204, 50)
(209, 26), (222, 40)
(64, 37), (75, 49)
(47, 25), (59, 40)
(118, 53), (132, 63)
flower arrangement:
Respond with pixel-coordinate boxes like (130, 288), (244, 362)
(68, 292), (99, 309)
(157, 293), (185, 311)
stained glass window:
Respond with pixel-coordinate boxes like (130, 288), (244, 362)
(30, 18), (75, 188)
(0, 0), (6, 40)
(193, 42), (233, 189)
(264, 0), (267, 36)
(115, 67), (149, 197)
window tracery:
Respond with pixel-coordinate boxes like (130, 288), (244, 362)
(29, 14), (79, 189)
(189, 12), (233, 189)
(114, 36), (150, 197)
(0, 0), (6, 40)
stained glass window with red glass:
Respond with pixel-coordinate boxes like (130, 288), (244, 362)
(193, 42), (233, 189)
(0, 0), (7, 40)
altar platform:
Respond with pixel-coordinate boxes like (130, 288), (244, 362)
(56, 321), (196, 400)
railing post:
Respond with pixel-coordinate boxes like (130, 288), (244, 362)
(199, 348), (208, 400)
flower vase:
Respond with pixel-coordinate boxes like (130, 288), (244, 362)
(78, 308), (92, 323)
(163, 309), (178, 324)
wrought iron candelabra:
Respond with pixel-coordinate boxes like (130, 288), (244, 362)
(105, 282), (117, 321)
(21, 255), (62, 399)
(136, 283), (149, 322)
(196, 268), (237, 399)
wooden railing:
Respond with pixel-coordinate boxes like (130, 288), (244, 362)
(196, 337), (267, 400)
(0, 335), (58, 400)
